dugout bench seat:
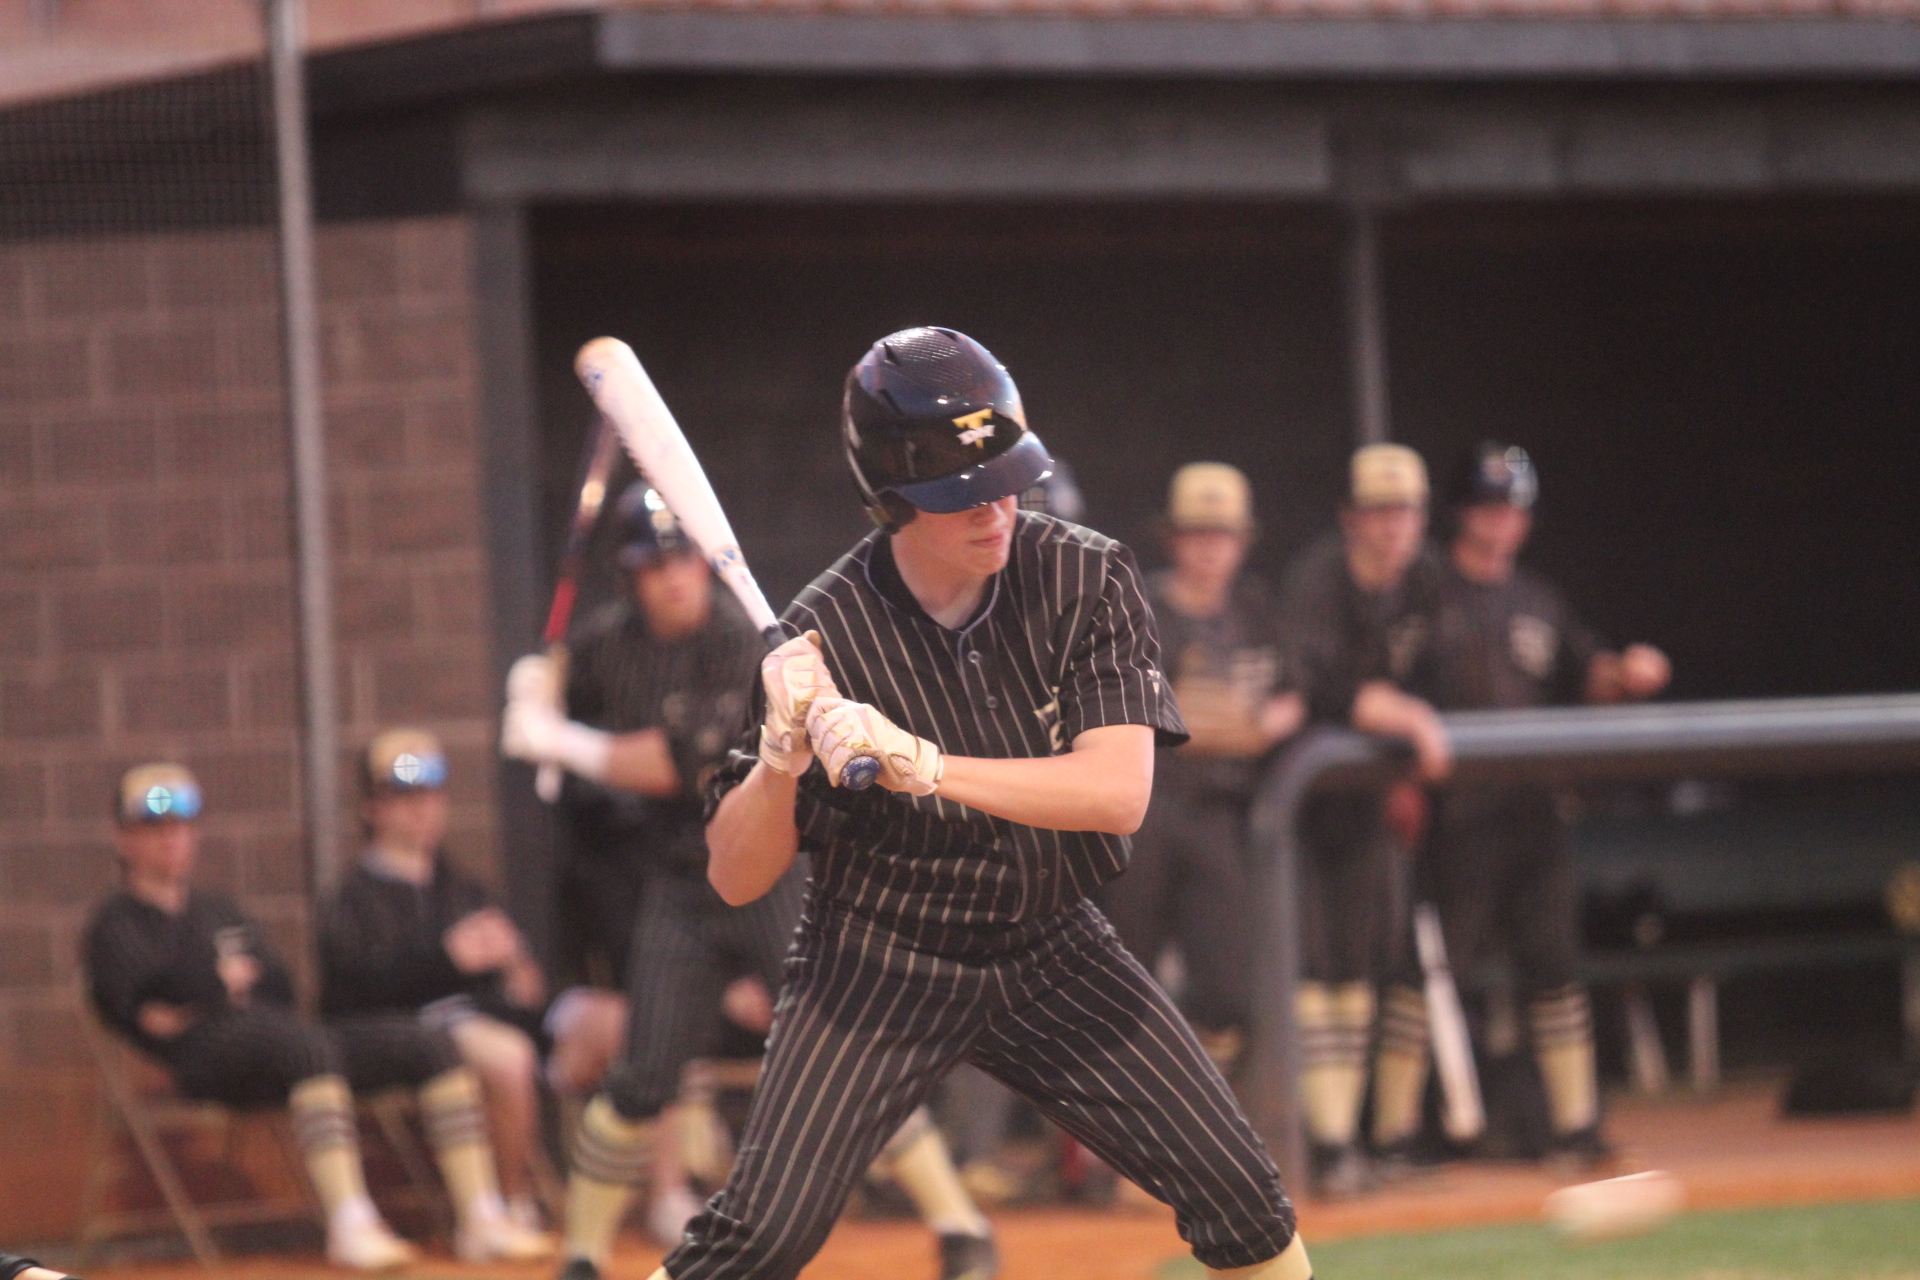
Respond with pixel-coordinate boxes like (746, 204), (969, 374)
(1580, 934), (1920, 1095)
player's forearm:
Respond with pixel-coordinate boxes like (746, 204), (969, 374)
(603, 727), (680, 795)
(705, 762), (802, 905)
(935, 729), (1154, 835)
(1351, 681), (1452, 781)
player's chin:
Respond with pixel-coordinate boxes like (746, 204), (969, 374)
(965, 536), (1012, 574)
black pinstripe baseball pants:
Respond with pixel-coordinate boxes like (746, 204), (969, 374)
(601, 867), (806, 1122)
(664, 897), (1297, 1278)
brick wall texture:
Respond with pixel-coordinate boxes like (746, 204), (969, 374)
(0, 214), (498, 1240)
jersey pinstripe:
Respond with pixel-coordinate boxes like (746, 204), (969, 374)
(707, 511), (1187, 945)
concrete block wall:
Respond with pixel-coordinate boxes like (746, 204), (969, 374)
(0, 213), (499, 1241)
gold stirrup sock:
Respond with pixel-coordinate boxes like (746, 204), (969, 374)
(291, 1074), (370, 1217)
(564, 1095), (655, 1267)
(1372, 983), (1431, 1148)
(421, 1067), (503, 1221)
(1531, 986), (1599, 1135)
(1298, 983), (1373, 1146)
(1209, 1234), (1313, 1279)
(874, 1109), (990, 1239)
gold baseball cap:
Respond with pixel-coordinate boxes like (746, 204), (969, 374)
(1350, 444), (1429, 508)
(1166, 462), (1254, 533)
(117, 763), (203, 825)
(363, 727), (448, 793)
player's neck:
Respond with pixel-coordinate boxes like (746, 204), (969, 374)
(890, 535), (990, 631)
(367, 839), (435, 886)
(1451, 537), (1515, 586)
(127, 868), (188, 914)
(1345, 543), (1406, 593)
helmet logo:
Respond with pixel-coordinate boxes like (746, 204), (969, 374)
(952, 408), (996, 448)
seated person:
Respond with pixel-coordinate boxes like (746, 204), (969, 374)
(83, 763), (552, 1269)
(319, 730), (624, 1229)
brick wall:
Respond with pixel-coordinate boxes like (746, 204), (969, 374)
(0, 213), (499, 1241)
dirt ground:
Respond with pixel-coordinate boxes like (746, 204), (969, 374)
(79, 1081), (1920, 1280)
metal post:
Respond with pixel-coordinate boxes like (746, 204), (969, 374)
(265, 0), (343, 894)
(1246, 729), (1401, 1197)
(1688, 975), (1720, 1092)
(1345, 204), (1390, 446)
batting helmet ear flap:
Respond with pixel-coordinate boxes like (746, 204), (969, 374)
(845, 435), (918, 533)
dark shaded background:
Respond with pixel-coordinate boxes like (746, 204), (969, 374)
(532, 196), (1920, 702)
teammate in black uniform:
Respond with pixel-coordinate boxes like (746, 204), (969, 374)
(1277, 444), (1449, 1195)
(1371, 443), (1670, 1162)
(320, 729), (623, 1231)
(83, 765), (546, 1268)
(1103, 462), (1302, 1074)
(502, 489), (995, 1280)
(655, 328), (1308, 1280)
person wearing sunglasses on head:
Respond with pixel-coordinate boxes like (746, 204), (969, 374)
(83, 763), (549, 1268)
(320, 729), (625, 1236)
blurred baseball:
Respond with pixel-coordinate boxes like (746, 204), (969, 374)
(1544, 1170), (1684, 1241)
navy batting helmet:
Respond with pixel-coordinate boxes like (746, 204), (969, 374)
(1453, 441), (1538, 510)
(842, 328), (1052, 532)
(614, 483), (697, 571)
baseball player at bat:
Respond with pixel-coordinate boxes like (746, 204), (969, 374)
(505, 486), (996, 1280)
(649, 328), (1309, 1280)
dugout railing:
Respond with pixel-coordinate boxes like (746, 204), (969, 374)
(1242, 692), (1920, 1193)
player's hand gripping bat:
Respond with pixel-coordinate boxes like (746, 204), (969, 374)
(532, 415), (624, 802)
(574, 336), (881, 791)
(1414, 902), (1486, 1144)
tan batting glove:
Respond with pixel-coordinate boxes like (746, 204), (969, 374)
(805, 696), (943, 796)
(759, 629), (840, 776)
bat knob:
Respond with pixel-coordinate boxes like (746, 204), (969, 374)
(842, 755), (882, 791)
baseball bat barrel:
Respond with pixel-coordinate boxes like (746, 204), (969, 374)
(575, 337), (879, 791)
(1414, 903), (1486, 1142)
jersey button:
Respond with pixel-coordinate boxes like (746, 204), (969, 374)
(985, 695), (1000, 709)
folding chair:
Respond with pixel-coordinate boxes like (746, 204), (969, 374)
(74, 1007), (451, 1268)
(74, 1008), (315, 1268)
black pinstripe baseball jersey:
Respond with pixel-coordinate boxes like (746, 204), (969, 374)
(707, 511), (1187, 944)
(563, 592), (764, 877)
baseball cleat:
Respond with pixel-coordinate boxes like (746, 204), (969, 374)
(938, 1231), (1000, 1280)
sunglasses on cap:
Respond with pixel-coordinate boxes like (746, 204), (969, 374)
(380, 750), (448, 791)
(130, 781), (203, 823)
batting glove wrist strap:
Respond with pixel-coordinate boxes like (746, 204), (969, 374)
(758, 724), (807, 777)
(805, 697), (943, 796)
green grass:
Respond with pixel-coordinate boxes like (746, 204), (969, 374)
(1155, 1198), (1920, 1280)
